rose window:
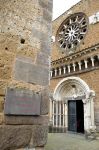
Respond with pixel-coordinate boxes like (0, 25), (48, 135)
(57, 13), (88, 53)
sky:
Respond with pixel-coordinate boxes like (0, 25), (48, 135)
(53, 0), (81, 20)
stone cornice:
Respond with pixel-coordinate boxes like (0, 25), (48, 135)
(51, 43), (99, 67)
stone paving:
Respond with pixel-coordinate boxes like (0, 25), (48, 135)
(45, 133), (99, 150)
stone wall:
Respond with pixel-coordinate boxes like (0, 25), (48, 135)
(0, 0), (53, 149)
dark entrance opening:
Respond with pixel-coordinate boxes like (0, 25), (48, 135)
(68, 100), (84, 133)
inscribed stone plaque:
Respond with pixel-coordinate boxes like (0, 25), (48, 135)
(4, 88), (41, 116)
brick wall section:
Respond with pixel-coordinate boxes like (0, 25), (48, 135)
(0, 0), (53, 149)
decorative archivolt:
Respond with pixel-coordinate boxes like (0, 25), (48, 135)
(53, 77), (95, 104)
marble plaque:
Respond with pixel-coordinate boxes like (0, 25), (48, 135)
(4, 88), (41, 116)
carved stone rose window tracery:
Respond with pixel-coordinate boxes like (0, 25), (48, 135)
(57, 13), (88, 54)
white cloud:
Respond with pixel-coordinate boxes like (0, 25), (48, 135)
(53, 0), (81, 20)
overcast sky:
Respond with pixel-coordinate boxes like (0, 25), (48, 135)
(53, 0), (81, 20)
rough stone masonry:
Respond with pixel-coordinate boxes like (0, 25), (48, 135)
(0, 0), (53, 150)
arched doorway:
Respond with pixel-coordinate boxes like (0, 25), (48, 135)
(53, 77), (96, 134)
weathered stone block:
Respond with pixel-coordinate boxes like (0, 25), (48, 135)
(29, 65), (49, 86)
(32, 125), (48, 147)
(0, 65), (12, 80)
(43, 9), (52, 22)
(0, 125), (32, 150)
(0, 80), (7, 96)
(13, 125), (48, 148)
(0, 34), (19, 54)
(48, 1), (53, 12)
(0, 99), (4, 112)
(35, 147), (45, 150)
(36, 52), (50, 67)
(0, 114), (3, 125)
(41, 90), (49, 115)
(5, 115), (49, 125)
(40, 41), (51, 55)
(0, 89), (5, 96)
(39, 0), (53, 12)
(14, 58), (49, 86)
(38, 0), (48, 9)
(0, 51), (15, 66)
(14, 59), (30, 83)
(16, 147), (45, 150)
(16, 45), (38, 59)
(32, 28), (49, 42)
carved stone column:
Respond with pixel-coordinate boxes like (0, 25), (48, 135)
(83, 99), (91, 132)
(84, 60), (88, 69)
(52, 101), (55, 126)
(56, 102), (58, 127)
(63, 66), (66, 74)
(67, 65), (71, 73)
(64, 104), (67, 127)
(63, 103), (65, 127)
(78, 62), (82, 70)
(82, 90), (96, 134)
(55, 69), (57, 76)
(49, 99), (53, 122)
(89, 91), (96, 131)
(73, 63), (76, 72)
(59, 68), (62, 75)
(91, 57), (95, 67)
(59, 102), (61, 127)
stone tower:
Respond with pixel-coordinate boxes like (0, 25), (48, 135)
(0, 0), (53, 149)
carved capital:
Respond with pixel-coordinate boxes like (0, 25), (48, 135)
(86, 90), (95, 99)
(89, 90), (95, 98)
(82, 98), (90, 104)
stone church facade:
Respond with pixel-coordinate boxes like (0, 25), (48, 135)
(49, 0), (99, 136)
